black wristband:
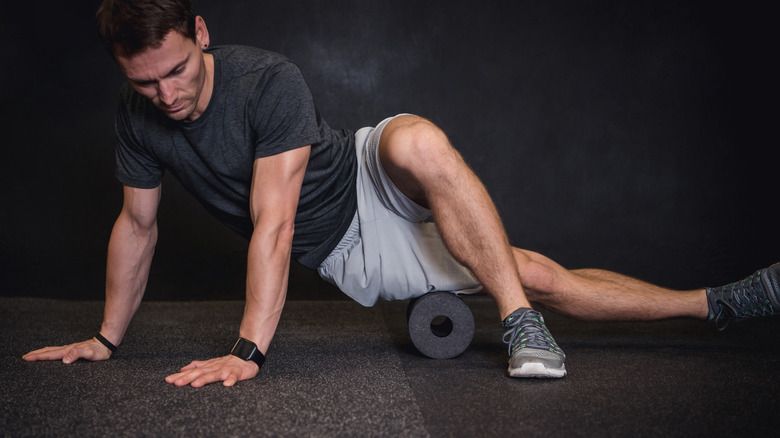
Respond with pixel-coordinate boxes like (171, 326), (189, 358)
(95, 333), (117, 353)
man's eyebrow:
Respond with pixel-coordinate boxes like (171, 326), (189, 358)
(128, 54), (190, 84)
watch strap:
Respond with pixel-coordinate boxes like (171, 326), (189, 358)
(95, 333), (117, 353)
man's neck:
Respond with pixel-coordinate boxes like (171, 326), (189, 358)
(187, 52), (215, 122)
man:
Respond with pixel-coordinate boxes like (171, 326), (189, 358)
(23, 0), (779, 386)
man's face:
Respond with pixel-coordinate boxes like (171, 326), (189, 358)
(116, 27), (210, 122)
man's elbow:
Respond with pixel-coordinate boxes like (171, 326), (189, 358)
(252, 220), (295, 252)
(115, 209), (158, 241)
(275, 221), (295, 247)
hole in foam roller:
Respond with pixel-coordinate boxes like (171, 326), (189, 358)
(430, 315), (454, 338)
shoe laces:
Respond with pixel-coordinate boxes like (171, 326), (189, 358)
(502, 309), (564, 357)
(711, 269), (777, 330)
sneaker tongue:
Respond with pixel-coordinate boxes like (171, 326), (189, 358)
(502, 307), (535, 327)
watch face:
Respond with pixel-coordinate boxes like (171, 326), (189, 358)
(231, 338), (265, 367)
(232, 338), (258, 359)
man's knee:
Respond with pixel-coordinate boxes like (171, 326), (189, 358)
(379, 115), (461, 181)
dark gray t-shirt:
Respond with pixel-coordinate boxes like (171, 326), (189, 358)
(114, 45), (357, 269)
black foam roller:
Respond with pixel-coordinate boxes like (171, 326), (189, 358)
(406, 292), (474, 359)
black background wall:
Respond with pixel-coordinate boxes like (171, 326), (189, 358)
(1, 0), (776, 301)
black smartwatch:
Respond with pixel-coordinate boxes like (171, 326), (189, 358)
(230, 337), (266, 368)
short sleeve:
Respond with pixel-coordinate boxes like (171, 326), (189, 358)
(249, 62), (322, 159)
(114, 88), (164, 189)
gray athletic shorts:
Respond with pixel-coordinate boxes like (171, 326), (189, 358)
(317, 114), (482, 307)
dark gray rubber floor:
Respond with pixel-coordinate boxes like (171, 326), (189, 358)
(3, 297), (779, 437)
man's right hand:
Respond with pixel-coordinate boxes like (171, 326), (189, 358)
(23, 338), (113, 364)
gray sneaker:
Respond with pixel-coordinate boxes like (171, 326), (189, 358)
(502, 308), (566, 378)
(706, 263), (780, 330)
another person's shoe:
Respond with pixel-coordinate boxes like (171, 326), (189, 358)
(706, 263), (780, 330)
(502, 308), (566, 378)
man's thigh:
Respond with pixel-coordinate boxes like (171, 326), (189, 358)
(318, 115), (482, 306)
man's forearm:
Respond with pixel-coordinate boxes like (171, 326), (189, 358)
(240, 224), (293, 354)
(100, 212), (158, 346)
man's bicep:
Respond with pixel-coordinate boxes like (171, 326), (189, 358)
(120, 184), (161, 230)
(249, 146), (310, 227)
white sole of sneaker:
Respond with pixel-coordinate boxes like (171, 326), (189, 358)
(508, 362), (567, 379)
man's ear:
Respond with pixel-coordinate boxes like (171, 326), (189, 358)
(195, 15), (210, 50)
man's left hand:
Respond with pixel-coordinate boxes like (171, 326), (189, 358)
(165, 355), (260, 387)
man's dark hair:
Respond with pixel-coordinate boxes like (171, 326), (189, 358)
(96, 0), (197, 59)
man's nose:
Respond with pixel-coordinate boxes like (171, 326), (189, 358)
(157, 79), (176, 105)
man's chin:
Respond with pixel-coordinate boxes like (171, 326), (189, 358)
(165, 112), (189, 121)
(160, 106), (192, 121)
